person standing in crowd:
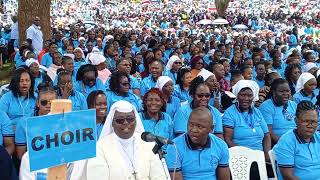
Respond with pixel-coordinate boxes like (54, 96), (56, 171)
(26, 16), (43, 55)
(86, 100), (166, 179)
(0, 111), (14, 156)
(273, 101), (320, 180)
(166, 107), (230, 180)
(155, 76), (180, 117)
(259, 78), (297, 145)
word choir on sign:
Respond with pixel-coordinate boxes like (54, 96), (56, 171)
(31, 128), (94, 151)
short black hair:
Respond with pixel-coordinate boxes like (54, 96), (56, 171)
(87, 90), (106, 109)
(109, 71), (130, 93)
(270, 78), (289, 95)
(8, 68), (35, 98)
(76, 64), (98, 81)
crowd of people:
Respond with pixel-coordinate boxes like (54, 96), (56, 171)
(0, 0), (320, 179)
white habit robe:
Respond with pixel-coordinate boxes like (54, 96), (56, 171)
(86, 133), (167, 180)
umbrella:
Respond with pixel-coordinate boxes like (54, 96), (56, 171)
(212, 18), (229, 25)
(233, 24), (248, 30)
(196, 19), (213, 25)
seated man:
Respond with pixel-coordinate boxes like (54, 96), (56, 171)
(166, 107), (230, 180)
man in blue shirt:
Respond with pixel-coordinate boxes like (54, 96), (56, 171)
(41, 42), (58, 68)
(166, 107), (230, 180)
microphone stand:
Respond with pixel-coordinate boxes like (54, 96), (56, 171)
(152, 140), (171, 180)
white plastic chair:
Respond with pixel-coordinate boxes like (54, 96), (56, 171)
(268, 150), (278, 180)
(229, 146), (268, 180)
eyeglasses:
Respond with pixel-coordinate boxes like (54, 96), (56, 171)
(196, 93), (211, 98)
(114, 117), (135, 124)
(120, 82), (130, 87)
(300, 120), (318, 126)
(174, 61), (182, 65)
(40, 99), (51, 106)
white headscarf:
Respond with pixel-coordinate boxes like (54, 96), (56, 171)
(303, 62), (317, 72)
(197, 69), (215, 81)
(155, 76), (172, 90)
(25, 58), (39, 67)
(232, 80), (260, 102)
(99, 100), (144, 139)
(88, 53), (106, 66)
(295, 72), (315, 93)
(74, 47), (85, 59)
(166, 55), (180, 70)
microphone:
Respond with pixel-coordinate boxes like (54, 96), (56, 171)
(141, 132), (174, 145)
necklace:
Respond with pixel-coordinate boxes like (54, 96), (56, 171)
(18, 94), (29, 118)
(119, 137), (138, 179)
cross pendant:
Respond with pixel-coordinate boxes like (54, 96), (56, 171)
(132, 171), (137, 180)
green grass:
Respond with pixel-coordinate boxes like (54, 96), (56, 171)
(0, 62), (14, 86)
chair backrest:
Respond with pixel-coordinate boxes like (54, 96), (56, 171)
(268, 150), (278, 180)
(229, 146), (268, 180)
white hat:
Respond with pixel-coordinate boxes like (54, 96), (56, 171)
(303, 62), (317, 73)
(155, 76), (173, 90)
(295, 72), (316, 93)
(166, 55), (181, 70)
(89, 53), (106, 65)
(197, 69), (215, 81)
(232, 80), (260, 102)
(25, 58), (39, 67)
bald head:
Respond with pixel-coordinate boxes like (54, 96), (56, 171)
(189, 107), (214, 126)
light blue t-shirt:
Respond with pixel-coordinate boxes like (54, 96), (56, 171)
(140, 75), (157, 96)
(273, 129), (320, 180)
(222, 104), (269, 150)
(166, 133), (229, 180)
(173, 85), (192, 104)
(259, 99), (297, 138)
(0, 111), (14, 146)
(74, 78), (106, 98)
(107, 91), (142, 113)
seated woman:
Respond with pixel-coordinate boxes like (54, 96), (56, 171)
(0, 68), (36, 129)
(86, 100), (166, 179)
(25, 58), (52, 93)
(105, 57), (140, 96)
(163, 55), (182, 84)
(173, 76), (223, 139)
(273, 101), (320, 180)
(198, 69), (222, 111)
(73, 47), (87, 72)
(222, 79), (271, 152)
(139, 88), (173, 142)
(293, 72), (317, 105)
(53, 55), (77, 86)
(87, 90), (107, 138)
(155, 76), (180, 117)
(107, 71), (142, 112)
(47, 51), (63, 81)
(140, 59), (164, 96)
(189, 55), (204, 80)
(74, 64), (106, 98)
(56, 70), (88, 111)
(15, 83), (57, 159)
(259, 78), (297, 145)
(174, 67), (192, 104)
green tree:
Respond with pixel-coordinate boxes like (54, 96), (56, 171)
(215, 0), (230, 17)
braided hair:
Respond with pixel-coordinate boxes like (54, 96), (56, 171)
(296, 100), (317, 119)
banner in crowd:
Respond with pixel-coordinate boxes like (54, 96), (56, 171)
(26, 109), (97, 171)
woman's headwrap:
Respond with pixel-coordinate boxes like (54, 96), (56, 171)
(303, 62), (317, 73)
(99, 100), (144, 139)
(88, 53), (106, 66)
(232, 80), (260, 102)
(295, 72), (315, 93)
(197, 69), (215, 81)
(155, 76), (173, 90)
(74, 47), (85, 59)
(25, 58), (39, 67)
(166, 55), (180, 70)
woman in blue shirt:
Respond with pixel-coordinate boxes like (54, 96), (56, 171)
(173, 76), (223, 139)
(155, 76), (180, 118)
(174, 67), (192, 104)
(163, 55), (182, 84)
(74, 64), (106, 98)
(15, 82), (56, 159)
(57, 70), (87, 111)
(87, 90), (107, 138)
(139, 88), (173, 142)
(273, 101), (320, 180)
(0, 68), (36, 128)
(259, 78), (297, 145)
(107, 71), (142, 112)
(293, 72), (317, 105)
(73, 47), (87, 72)
(223, 80), (271, 152)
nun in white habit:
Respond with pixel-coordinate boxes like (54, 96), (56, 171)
(293, 72), (317, 105)
(86, 100), (167, 180)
